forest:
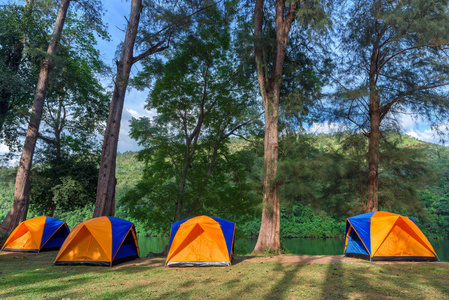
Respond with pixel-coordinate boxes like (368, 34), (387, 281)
(1, 133), (449, 240)
(1, 0), (449, 254)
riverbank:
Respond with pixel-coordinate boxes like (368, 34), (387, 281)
(1, 252), (448, 299)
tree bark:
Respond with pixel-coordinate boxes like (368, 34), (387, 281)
(364, 40), (381, 213)
(366, 84), (380, 213)
(252, 0), (298, 254)
(93, 0), (143, 217)
(0, 0), (70, 235)
(253, 101), (281, 253)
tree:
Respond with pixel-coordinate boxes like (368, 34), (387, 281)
(327, 132), (432, 215)
(26, 7), (110, 218)
(36, 10), (110, 162)
(120, 2), (261, 232)
(0, 0), (71, 235)
(0, 2), (51, 155)
(94, 0), (166, 217)
(93, 0), (220, 217)
(30, 156), (98, 217)
(252, 0), (327, 254)
(327, 0), (449, 212)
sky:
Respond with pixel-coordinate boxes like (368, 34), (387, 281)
(0, 0), (447, 163)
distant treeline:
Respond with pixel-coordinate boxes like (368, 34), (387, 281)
(1, 133), (448, 239)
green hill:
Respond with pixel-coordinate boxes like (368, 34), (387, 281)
(0, 133), (448, 238)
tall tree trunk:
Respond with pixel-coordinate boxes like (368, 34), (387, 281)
(252, 0), (298, 254)
(253, 99), (281, 253)
(366, 85), (380, 213)
(93, 0), (142, 217)
(0, 0), (70, 235)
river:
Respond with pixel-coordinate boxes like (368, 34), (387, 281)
(137, 236), (449, 262)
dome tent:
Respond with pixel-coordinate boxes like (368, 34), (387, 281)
(344, 211), (438, 261)
(1, 216), (70, 252)
(54, 216), (139, 267)
(165, 215), (235, 267)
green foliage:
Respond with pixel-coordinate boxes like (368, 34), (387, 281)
(280, 204), (345, 238)
(1, 135), (448, 238)
(235, 0), (331, 129)
(328, 0), (449, 135)
(0, 2), (52, 155)
(55, 205), (94, 231)
(29, 156), (99, 216)
(0, 166), (16, 221)
(238, 203), (345, 238)
(122, 4), (261, 234)
(35, 1), (110, 163)
(0, 0), (109, 162)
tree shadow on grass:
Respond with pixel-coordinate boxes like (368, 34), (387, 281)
(232, 255), (254, 265)
(420, 262), (449, 296)
(320, 256), (349, 299)
(372, 261), (449, 298)
(264, 262), (305, 299)
(320, 258), (449, 299)
(1, 271), (95, 299)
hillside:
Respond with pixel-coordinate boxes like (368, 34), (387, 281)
(0, 134), (448, 237)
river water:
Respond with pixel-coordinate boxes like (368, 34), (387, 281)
(137, 236), (449, 262)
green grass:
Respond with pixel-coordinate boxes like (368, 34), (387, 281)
(1, 252), (449, 299)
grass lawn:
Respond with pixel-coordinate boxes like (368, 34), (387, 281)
(1, 252), (448, 299)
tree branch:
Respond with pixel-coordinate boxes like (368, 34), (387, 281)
(380, 82), (449, 121)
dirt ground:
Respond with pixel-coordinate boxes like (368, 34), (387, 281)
(121, 254), (447, 267)
(233, 254), (447, 265)
(235, 255), (357, 265)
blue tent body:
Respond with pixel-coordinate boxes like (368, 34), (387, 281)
(40, 217), (70, 250)
(109, 217), (140, 263)
(345, 212), (375, 258)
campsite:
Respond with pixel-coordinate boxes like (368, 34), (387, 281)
(1, 0), (449, 299)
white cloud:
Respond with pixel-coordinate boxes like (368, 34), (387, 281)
(0, 141), (20, 167)
(405, 122), (449, 144)
(116, 108), (142, 153)
(127, 108), (142, 119)
(307, 122), (347, 134)
(405, 129), (435, 142)
(397, 114), (417, 132)
(0, 142), (8, 154)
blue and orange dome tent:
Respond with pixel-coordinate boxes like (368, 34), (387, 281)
(165, 215), (235, 267)
(54, 216), (139, 267)
(344, 211), (438, 261)
(1, 216), (70, 252)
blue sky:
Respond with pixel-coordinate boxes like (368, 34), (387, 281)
(0, 0), (447, 162)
